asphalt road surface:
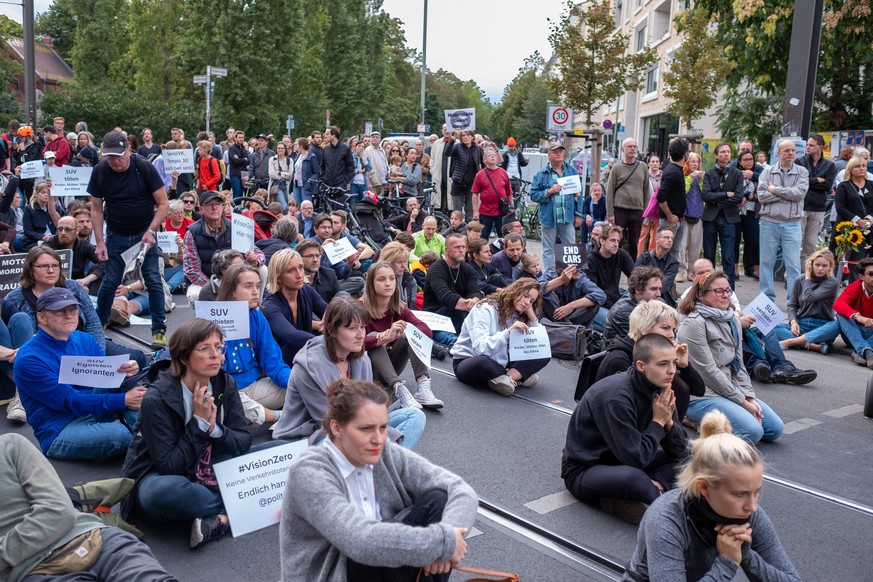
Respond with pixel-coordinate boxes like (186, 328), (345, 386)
(2, 263), (870, 581)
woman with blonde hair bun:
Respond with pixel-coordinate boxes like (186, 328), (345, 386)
(623, 410), (801, 581)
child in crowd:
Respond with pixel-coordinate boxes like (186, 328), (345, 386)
(442, 210), (467, 236)
(286, 198), (300, 218)
(519, 253), (541, 280)
(388, 154), (405, 181)
(411, 251), (439, 290)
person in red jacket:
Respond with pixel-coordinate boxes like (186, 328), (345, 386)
(195, 140), (221, 191)
(42, 126), (71, 166)
(834, 257), (873, 368)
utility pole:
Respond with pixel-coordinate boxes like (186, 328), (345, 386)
(781, 0), (824, 137)
(419, 0), (428, 134)
(23, 0), (36, 127)
(193, 66), (227, 132)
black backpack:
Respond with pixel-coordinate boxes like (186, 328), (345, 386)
(91, 153), (153, 196)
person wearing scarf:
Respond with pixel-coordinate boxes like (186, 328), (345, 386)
(677, 270), (784, 444)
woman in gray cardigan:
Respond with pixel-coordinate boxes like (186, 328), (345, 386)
(281, 379), (478, 582)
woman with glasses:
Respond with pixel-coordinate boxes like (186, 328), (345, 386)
(180, 191), (201, 221)
(21, 181), (60, 251)
(677, 271), (784, 443)
(121, 318), (265, 549)
(162, 200), (192, 293)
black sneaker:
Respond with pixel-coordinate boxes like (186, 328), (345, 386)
(431, 343), (447, 361)
(752, 363), (772, 383)
(190, 514), (229, 549)
(772, 367), (817, 385)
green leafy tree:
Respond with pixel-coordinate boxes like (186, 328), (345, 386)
(68, 0), (132, 86)
(492, 53), (555, 146)
(34, 0), (77, 61)
(662, 9), (733, 131)
(127, 0), (188, 102)
(0, 16), (23, 125)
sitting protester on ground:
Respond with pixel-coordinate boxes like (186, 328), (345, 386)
(411, 251), (438, 290)
(635, 227), (679, 307)
(422, 233), (483, 344)
(197, 249), (244, 303)
(262, 248), (327, 366)
(441, 210), (467, 237)
(159, 201), (188, 293)
(467, 238), (507, 295)
(490, 233), (525, 281)
(451, 278), (549, 396)
(562, 333), (690, 524)
(539, 262), (606, 328)
(379, 241), (418, 308)
(489, 218), (525, 255)
(624, 410), (801, 581)
(518, 253), (541, 280)
(603, 266), (664, 343)
(44, 214), (104, 296)
(412, 216), (446, 257)
(1, 433), (178, 581)
(596, 300), (704, 422)
(465, 220), (483, 245)
(298, 239), (342, 303)
(217, 263), (290, 425)
(362, 261), (442, 410)
(834, 256), (873, 368)
(677, 271), (784, 443)
(309, 212), (365, 297)
(13, 288), (146, 459)
(775, 249), (841, 354)
(281, 378), (477, 582)
(121, 319), (275, 549)
(330, 210), (375, 271)
(384, 195), (426, 235)
(272, 297), (426, 449)
(255, 216), (301, 265)
(585, 224), (635, 329)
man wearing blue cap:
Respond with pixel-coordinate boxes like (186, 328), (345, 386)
(13, 287), (147, 460)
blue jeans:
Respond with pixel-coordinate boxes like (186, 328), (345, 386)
(163, 264), (186, 292)
(759, 219), (802, 302)
(772, 317), (841, 346)
(389, 408), (426, 450)
(97, 232), (166, 334)
(838, 314), (873, 354)
(45, 406), (139, 460)
(275, 182), (289, 213)
(0, 313), (33, 399)
(432, 331), (457, 347)
(480, 214), (503, 241)
(703, 214), (737, 288)
(541, 220), (577, 271)
(742, 329), (792, 372)
(230, 176), (243, 200)
(132, 441), (286, 521)
(348, 183), (366, 205)
(687, 397), (784, 443)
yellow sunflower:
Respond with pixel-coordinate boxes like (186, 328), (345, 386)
(836, 221), (855, 233)
(849, 230), (864, 246)
(836, 235), (846, 244)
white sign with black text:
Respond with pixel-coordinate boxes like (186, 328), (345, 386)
(19, 161), (45, 180)
(508, 325), (552, 361)
(556, 175), (582, 196)
(163, 149), (195, 173)
(48, 166), (92, 197)
(57, 354), (129, 389)
(742, 293), (786, 337)
(231, 213), (255, 253)
(195, 301), (250, 341)
(156, 231), (178, 254)
(213, 440), (309, 537)
(444, 108), (476, 132)
(410, 311), (456, 333)
(403, 324), (433, 368)
(322, 237), (357, 265)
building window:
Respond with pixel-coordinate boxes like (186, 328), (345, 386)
(635, 24), (648, 52)
(636, 0), (643, 9)
(615, 0), (623, 27)
(646, 65), (659, 94)
(652, 1), (672, 40)
(642, 114), (680, 160)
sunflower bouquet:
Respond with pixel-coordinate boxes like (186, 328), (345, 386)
(834, 220), (866, 260)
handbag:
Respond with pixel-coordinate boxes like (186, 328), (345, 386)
(28, 528), (103, 575)
(484, 169), (510, 215)
(416, 565), (519, 582)
(540, 318), (586, 360)
(642, 188), (661, 220)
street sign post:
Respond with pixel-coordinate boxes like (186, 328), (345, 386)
(194, 66), (228, 133)
(602, 119), (613, 130)
(211, 67), (228, 78)
(547, 104), (574, 132)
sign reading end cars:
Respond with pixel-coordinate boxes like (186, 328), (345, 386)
(547, 105), (574, 132)
(0, 250), (73, 299)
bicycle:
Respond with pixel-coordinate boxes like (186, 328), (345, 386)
(307, 179), (382, 250)
(514, 180), (540, 240)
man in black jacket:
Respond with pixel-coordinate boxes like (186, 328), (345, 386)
(320, 126), (354, 189)
(45, 215), (104, 295)
(561, 333), (691, 524)
(227, 131), (249, 200)
(656, 137), (688, 262)
(585, 225), (635, 331)
(797, 134), (836, 266)
(603, 266), (664, 343)
(384, 196), (426, 234)
(702, 142), (744, 288)
(298, 239), (342, 302)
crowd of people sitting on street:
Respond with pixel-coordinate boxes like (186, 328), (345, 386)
(0, 118), (835, 580)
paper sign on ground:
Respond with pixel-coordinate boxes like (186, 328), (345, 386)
(48, 166), (92, 197)
(403, 324), (433, 368)
(742, 293), (786, 336)
(156, 231), (178, 254)
(323, 237), (357, 265)
(195, 301), (250, 340)
(231, 213), (255, 253)
(129, 313), (151, 326)
(557, 175), (582, 195)
(555, 244), (587, 271)
(19, 161), (45, 180)
(508, 325), (552, 361)
(58, 354), (129, 389)
(410, 311), (456, 333)
(444, 108), (476, 132)
(163, 149), (195, 173)
(213, 439), (309, 537)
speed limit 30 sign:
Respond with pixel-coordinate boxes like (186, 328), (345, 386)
(547, 105), (574, 132)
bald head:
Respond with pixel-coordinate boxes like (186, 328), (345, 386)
(692, 258), (714, 278)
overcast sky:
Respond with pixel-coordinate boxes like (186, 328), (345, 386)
(3, 0), (564, 103)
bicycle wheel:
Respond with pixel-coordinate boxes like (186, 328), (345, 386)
(430, 211), (452, 234)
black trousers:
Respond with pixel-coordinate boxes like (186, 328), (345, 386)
(613, 207), (643, 260)
(565, 452), (682, 506)
(346, 490), (451, 582)
(452, 355), (550, 385)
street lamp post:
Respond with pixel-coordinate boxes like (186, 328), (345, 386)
(419, 0), (428, 134)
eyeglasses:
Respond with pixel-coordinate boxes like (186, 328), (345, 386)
(34, 264), (60, 271)
(57, 227), (77, 233)
(194, 343), (226, 356)
(182, 200), (195, 205)
(863, 271), (873, 277)
(706, 287), (732, 297)
(301, 254), (321, 259)
(391, 149), (400, 153)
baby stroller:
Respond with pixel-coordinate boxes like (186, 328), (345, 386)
(351, 191), (392, 249)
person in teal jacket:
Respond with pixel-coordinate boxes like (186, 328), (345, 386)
(216, 263), (290, 426)
(530, 143), (584, 271)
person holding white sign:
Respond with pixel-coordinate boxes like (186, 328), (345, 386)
(272, 298), (426, 449)
(121, 319), (269, 549)
(450, 279), (549, 396)
(13, 288), (146, 460)
(677, 271), (785, 444)
(21, 181), (60, 251)
(362, 262), (443, 410)
(216, 264), (289, 426)
(444, 130), (484, 221)
(282, 378), (478, 582)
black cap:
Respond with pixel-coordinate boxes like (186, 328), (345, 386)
(199, 191), (222, 206)
(101, 130), (129, 156)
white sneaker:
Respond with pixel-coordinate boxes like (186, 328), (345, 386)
(394, 383), (423, 410)
(487, 375), (516, 396)
(413, 377), (444, 409)
(519, 374), (539, 387)
(6, 393), (26, 424)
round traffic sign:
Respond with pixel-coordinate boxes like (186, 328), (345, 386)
(602, 119), (613, 130)
(551, 108), (570, 125)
